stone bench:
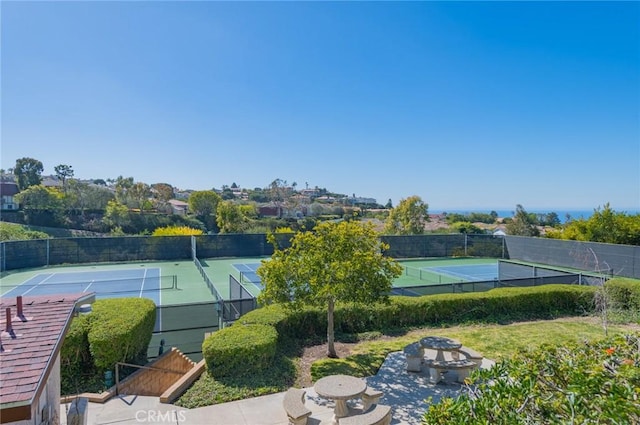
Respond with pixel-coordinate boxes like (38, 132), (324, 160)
(425, 359), (476, 384)
(361, 387), (383, 411)
(403, 342), (424, 372)
(451, 346), (484, 369)
(339, 404), (392, 425)
(283, 388), (312, 425)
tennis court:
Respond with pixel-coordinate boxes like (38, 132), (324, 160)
(232, 263), (263, 290)
(426, 264), (498, 281)
(0, 268), (172, 306)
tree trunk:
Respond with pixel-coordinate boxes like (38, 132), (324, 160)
(327, 298), (337, 358)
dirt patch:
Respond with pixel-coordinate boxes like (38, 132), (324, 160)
(296, 342), (357, 388)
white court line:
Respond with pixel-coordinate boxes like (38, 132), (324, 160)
(84, 280), (95, 292)
(139, 268), (148, 298)
(158, 268), (162, 332)
(18, 273), (57, 296)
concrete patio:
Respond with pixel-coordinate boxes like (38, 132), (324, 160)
(60, 349), (494, 425)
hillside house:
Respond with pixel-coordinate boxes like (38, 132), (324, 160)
(0, 182), (20, 210)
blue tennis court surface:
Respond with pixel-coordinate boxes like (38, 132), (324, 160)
(0, 268), (163, 306)
(426, 264), (498, 281)
(232, 263), (263, 290)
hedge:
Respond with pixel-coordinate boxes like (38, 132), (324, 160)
(240, 284), (596, 339)
(605, 277), (640, 311)
(61, 297), (156, 373)
(203, 324), (278, 378)
(198, 285), (597, 379)
(88, 298), (156, 370)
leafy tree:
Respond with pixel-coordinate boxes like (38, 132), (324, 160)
(188, 191), (222, 231)
(65, 180), (114, 213)
(14, 185), (65, 226)
(248, 188), (270, 203)
(506, 205), (540, 236)
(384, 195), (429, 234)
(216, 201), (248, 233)
(54, 164), (74, 192)
(221, 187), (235, 200)
(14, 157), (44, 190)
(151, 183), (174, 202)
(385, 199), (393, 209)
(452, 221), (484, 234)
(128, 182), (152, 213)
(102, 200), (131, 230)
(546, 203), (640, 245)
(114, 176), (134, 205)
(257, 221), (403, 358)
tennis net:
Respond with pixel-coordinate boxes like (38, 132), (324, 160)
(5, 275), (178, 294)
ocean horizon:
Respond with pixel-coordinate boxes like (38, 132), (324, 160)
(430, 208), (640, 224)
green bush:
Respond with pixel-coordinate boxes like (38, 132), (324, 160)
(87, 298), (156, 371)
(240, 285), (596, 341)
(423, 333), (640, 424)
(606, 277), (640, 311)
(60, 313), (93, 393)
(203, 324), (278, 378)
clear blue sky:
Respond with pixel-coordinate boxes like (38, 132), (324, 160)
(2, 1), (639, 211)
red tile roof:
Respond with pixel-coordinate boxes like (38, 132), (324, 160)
(0, 294), (93, 409)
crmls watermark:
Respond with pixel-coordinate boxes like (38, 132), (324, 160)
(135, 410), (187, 423)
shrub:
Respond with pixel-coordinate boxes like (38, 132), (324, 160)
(152, 225), (204, 236)
(242, 284), (596, 341)
(60, 313), (93, 393)
(203, 324), (278, 378)
(423, 333), (640, 424)
(87, 298), (156, 371)
(605, 277), (640, 311)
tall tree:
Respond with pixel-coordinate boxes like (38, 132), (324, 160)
(14, 157), (44, 190)
(506, 204), (540, 236)
(54, 164), (74, 192)
(384, 195), (429, 234)
(216, 201), (247, 233)
(128, 182), (152, 213)
(188, 190), (222, 229)
(114, 176), (134, 205)
(257, 221), (403, 358)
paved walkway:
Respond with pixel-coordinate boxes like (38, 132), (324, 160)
(60, 350), (494, 425)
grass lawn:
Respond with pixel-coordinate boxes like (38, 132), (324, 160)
(176, 316), (638, 408)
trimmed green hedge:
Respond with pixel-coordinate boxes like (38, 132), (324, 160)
(61, 297), (156, 377)
(203, 324), (278, 378)
(199, 285), (596, 379)
(240, 284), (596, 339)
(606, 277), (640, 311)
(88, 298), (156, 370)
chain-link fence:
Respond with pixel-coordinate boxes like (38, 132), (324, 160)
(2, 234), (638, 279)
(380, 234), (505, 259)
(504, 236), (640, 279)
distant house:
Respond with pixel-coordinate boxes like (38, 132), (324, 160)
(0, 182), (20, 210)
(0, 293), (94, 425)
(168, 199), (189, 215)
(41, 176), (62, 188)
